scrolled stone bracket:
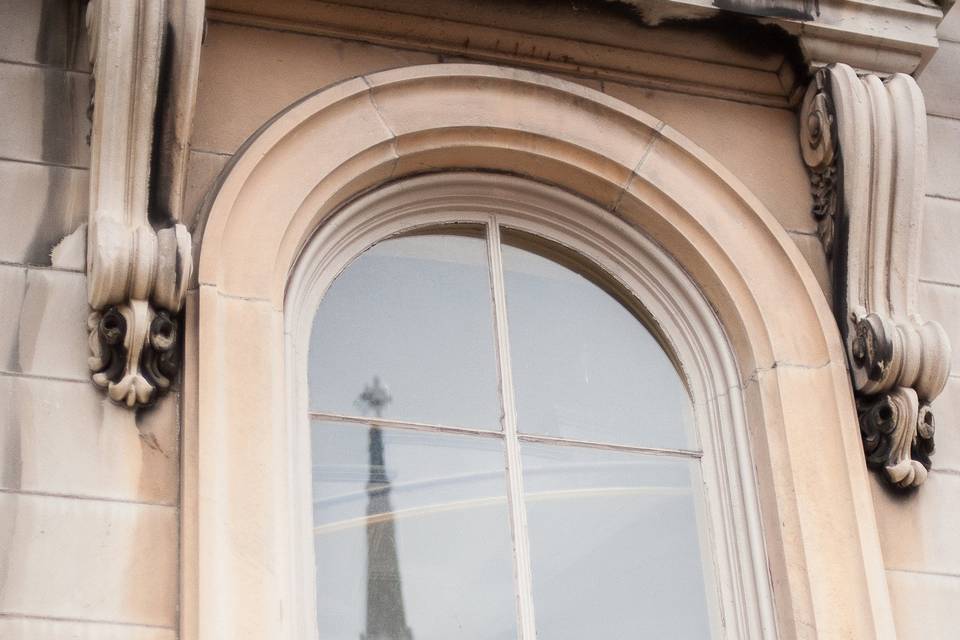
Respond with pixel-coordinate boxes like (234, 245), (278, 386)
(800, 64), (952, 489)
(85, 0), (192, 409)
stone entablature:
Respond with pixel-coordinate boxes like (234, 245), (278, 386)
(207, 0), (948, 110)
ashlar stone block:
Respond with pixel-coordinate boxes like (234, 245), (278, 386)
(872, 471), (960, 577)
(887, 569), (960, 639)
(0, 377), (179, 505)
(0, 62), (90, 168)
(0, 159), (88, 265)
(920, 196), (960, 286)
(192, 23), (436, 154)
(0, 265), (28, 374)
(918, 281), (960, 372)
(0, 0), (89, 71)
(0, 618), (173, 640)
(0, 492), (177, 628)
(918, 40), (960, 120)
(927, 115), (960, 201)
(10, 267), (89, 381)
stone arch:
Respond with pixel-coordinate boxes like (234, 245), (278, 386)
(189, 64), (893, 639)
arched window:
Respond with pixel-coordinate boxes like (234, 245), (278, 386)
(191, 65), (891, 640)
(288, 174), (758, 639)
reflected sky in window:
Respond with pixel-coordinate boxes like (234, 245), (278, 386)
(309, 229), (502, 429)
(522, 443), (712, 639)
(502, 230), (696, 449)
(312, 421), (517, 640)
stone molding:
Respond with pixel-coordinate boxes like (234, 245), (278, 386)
(701, 0), (945, 73)
(207, 0), (946, 111)
(800, 64), (952, 488)
(86, 0), (192, 408)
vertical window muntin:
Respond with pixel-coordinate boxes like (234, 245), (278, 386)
(306, 213), (719, 639)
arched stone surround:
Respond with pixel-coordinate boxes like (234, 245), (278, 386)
(187, 64), (894, 639)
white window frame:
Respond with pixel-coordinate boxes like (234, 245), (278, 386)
(285, 172), (775, 639)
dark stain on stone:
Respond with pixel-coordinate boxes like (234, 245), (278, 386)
(6, 269), (26, 374)
(713, 0), (817, 22)
(0, 376), (23, 491)
(661, 12), (809, 88)
(150, 17), (176, 227)
(472, 1), (811, 91)
(26, 1), (88, 265)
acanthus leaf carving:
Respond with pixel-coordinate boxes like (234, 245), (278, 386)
(859, 387), (935, 488)
(85, 0), (192, 409)
(800, 65), (952, 488)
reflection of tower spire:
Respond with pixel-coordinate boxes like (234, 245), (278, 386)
(358, 377), (413, 640)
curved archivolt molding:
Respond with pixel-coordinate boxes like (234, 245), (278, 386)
(193, 64), (894, 639)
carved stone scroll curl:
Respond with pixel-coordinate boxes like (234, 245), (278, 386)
(799, 70), (839, 256)
(800, 65), (952, 488)
(85, 0), (192, 409)
(859, 387), (935, 488)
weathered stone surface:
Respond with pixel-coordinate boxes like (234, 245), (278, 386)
(921, 196), (960, 285)
(887, 569), (960, 639)
(787, 231), (831, 299)
(0, 618), (173, 640)
(872, 472), (960, 577)
(0, 62), (90, 167)
(0, 159), (88, 265)
(927, 115), (960, 201)
(12, 268), (89, 381)
(0, 492), (177, 627)
(0, 0), (89, 70)
(182, 150), (230, 233)
(918, 281), (960, 372)
(192, 23), (437, 154)
(0, 377), (179, 505)
(919, 40), (960, 119)
(938, 5), (960, 42)
(0, 265), (28, 374)
(928, 376), (960, 473)
(606, 81), (815, 236)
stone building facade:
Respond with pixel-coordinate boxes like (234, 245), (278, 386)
(0, 1), (958, 638)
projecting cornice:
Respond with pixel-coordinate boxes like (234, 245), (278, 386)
(800, 64), (952, 488)
(207, 0), (948, 111)
(85, 0), (193, 408)
(699, 0), (945, 73)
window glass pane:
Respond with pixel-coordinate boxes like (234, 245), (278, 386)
(312, 421), (518, 640)
(501, 230), (695, 449)
(309, 229), (501, 429)
(521, 443), (713, 639)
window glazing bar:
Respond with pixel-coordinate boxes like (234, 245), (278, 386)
(486, 218), (538, 640)
(518, 433), (703, 458)
(306, 411), (504, 439)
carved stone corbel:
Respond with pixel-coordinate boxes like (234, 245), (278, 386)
(86, 0), (192, 408)
(800, 64), (951, 488)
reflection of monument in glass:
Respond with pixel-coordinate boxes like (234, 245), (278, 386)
(358, 377), (413, 640)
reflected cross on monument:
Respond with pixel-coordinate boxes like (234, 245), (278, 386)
(357, 376), (413, 640)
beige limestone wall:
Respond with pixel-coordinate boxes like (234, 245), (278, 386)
(0, 2), (179, 638)
(182, 12), (960, 639)
(1, 1), (953, 637)
(185, 20), (828, 294)
(871, 8), (960, 639)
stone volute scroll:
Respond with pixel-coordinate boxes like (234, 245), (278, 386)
(800, 64), (951, 488)
(85, 0), (192, 409)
